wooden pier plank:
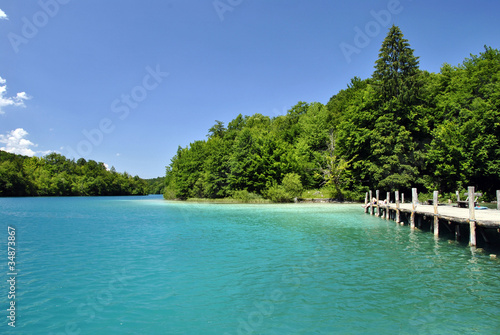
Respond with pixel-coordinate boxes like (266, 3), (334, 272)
(387, 203), (500, 229)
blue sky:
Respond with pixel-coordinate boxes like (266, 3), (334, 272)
(0, 0), (499, 178)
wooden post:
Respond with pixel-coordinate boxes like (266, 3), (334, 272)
(364, 192), (369, 213)
(497, 190), (500, 211)
(369, 190), (373, 215)
(376, 190), (380, 217)
(382, 192), (385, 219)
(456, 191), (460, 203)
(468, 186), (476, 247)
(385, 192), (390, 220)
(455, 224), (460, 241)
(401, 193), (405, 204)
(433, 191), (439, 237)
(395, 190), (400, 224)
(411, 188), (417, 229)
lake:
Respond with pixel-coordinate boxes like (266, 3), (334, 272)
(1, 195), (499, 334)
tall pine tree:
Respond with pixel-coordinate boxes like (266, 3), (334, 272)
(369, 25), (423, 191)
(373, 25), (421, 105)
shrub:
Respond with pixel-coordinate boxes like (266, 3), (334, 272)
(231, 190), (263, 202)
(264, 184), (293, 203)
(282, 173), (303, 198)
(325, 185), (367, 202)
(163, 186), (177, 200)
(440, 192), (457, 203)
(417, 191), (433, 204)
(341, 189), (366, 202)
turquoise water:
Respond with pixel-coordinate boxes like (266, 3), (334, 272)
(0, 196), (499, 334)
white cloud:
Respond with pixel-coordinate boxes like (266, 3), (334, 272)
(0, 76), (31, 114)
(0, 128), (37, 156)
(0, 9), (8, 20)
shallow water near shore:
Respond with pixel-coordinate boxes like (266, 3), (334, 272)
(1, 195), (499, 334)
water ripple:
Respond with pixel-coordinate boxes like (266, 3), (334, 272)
(1, 197), (499, 334)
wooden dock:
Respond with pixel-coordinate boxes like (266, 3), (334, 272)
(392, 203), (500, 228)
(364, 187), (500, 248)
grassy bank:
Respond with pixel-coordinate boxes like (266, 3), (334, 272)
(185, 197), (272, 204)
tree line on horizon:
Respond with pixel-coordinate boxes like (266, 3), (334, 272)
(0, 150), (153, 196)
(164, 25), (500, 202)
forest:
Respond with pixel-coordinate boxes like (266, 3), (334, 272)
(0, 150), (151, 196)
(164, 25), (500, 202)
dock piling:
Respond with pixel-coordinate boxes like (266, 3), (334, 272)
(395, 191), (400, 224)
(469, 186), (476, 246)
(410, 188), (417, 229)
(497, 190), (500, 211)
(433, 191), (439, 236)
(364, 192), (369, 213)
(385, 192), (390, 220)
(369, 190), (373, 215)
(376, 190), (380, 217)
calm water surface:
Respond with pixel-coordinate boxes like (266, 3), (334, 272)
(0, 196), (499, 334)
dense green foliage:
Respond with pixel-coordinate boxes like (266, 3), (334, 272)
(146, 177), (166, 194)
(164, 25), (500, 202)
(0, 151), (149, 196)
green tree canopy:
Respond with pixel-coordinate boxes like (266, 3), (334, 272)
(0, 150), (148, 197)
(163, 26), (500, 202)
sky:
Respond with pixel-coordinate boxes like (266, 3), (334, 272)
(0, 0), (499, 179)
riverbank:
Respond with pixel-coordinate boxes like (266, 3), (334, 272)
(173, 197), (360, 204)
(185, 197), (272, 204)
